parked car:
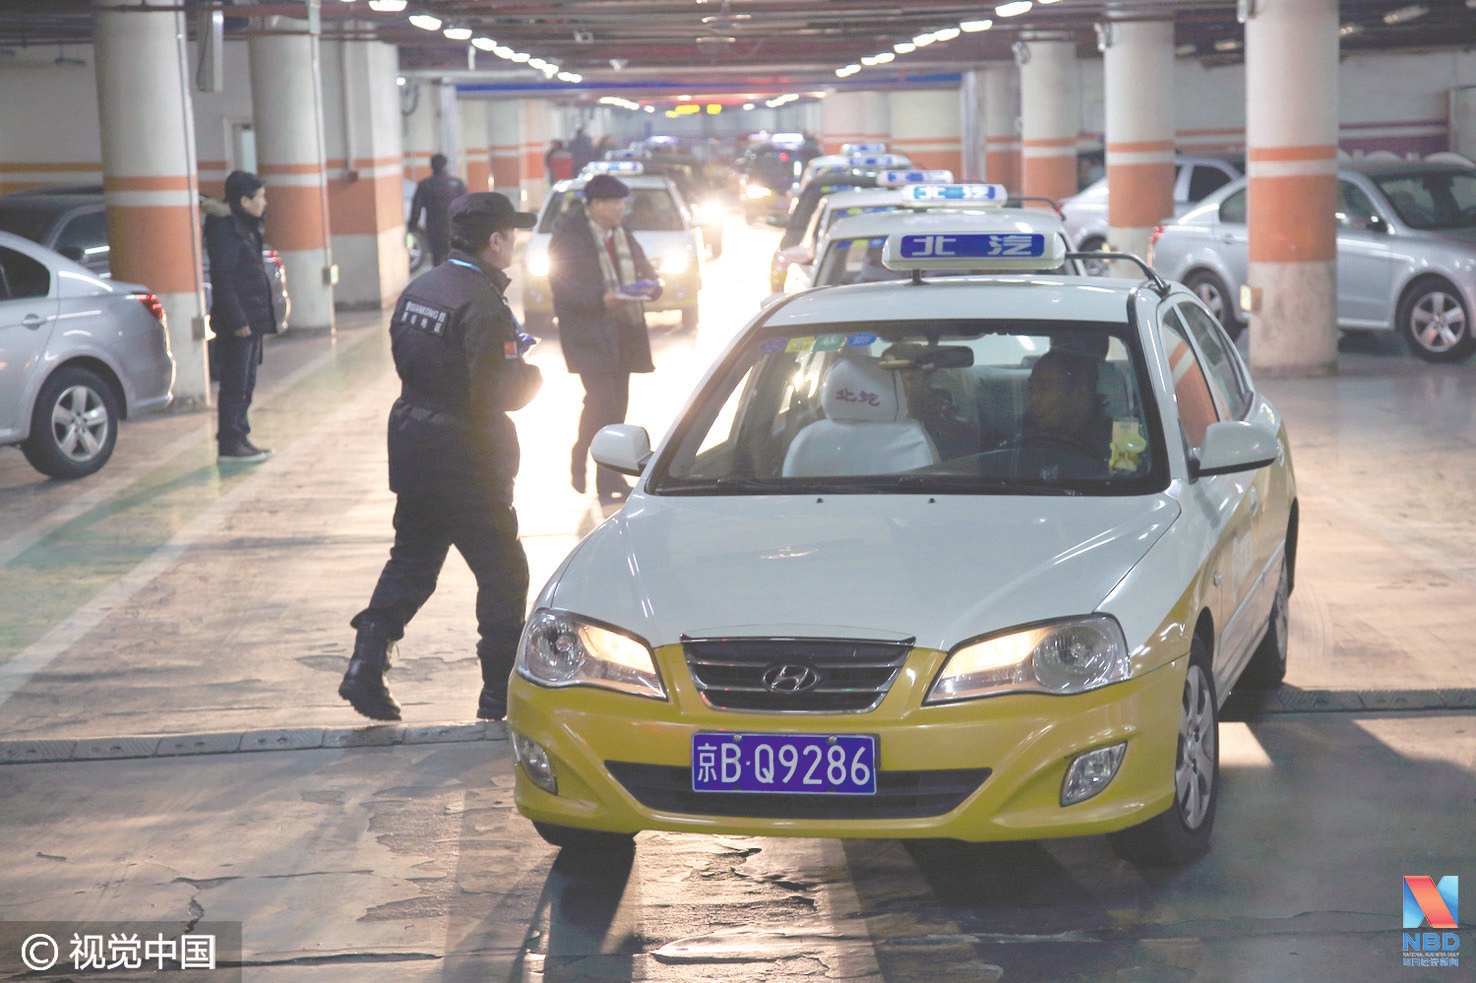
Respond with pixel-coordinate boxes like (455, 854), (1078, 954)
(1149, 159), (1476, 362)
(0, 231), (174, 479)
(507, 230), (1297, 868)
(0, 187), (290, 332)
(520, 164), (704, 334)
(1061, 156), (1243, 258)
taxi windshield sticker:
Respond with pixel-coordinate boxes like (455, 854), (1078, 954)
(758, 337), (787, 354)
(898, 233), (1046, 260)
(813, 334), (847, 351)
(846, 332), (878, 347)
(786, 336), (816, 352)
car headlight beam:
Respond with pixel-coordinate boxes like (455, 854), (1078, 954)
(526, 253), (551, 278)
(926, 615), (1131, 703)
(517, 609), (667, 700)
(659, 251), (691, 275)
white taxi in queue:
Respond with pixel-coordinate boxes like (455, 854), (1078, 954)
(506, 229), (1297, 868)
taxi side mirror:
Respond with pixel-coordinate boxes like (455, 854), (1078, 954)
(1190, 421), (1279, 478)
(591, 424), (652, 477)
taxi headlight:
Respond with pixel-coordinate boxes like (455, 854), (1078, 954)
(926, 615), (1131, 704)
(697, 200), (727, 223)
(659, 251), (691, 275)
(526, 253), (551, 278)
(744, 185), (772, 200)
(516, 609), (666, 700)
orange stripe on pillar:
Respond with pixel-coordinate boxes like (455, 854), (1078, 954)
(329, 172), (403, 236)
(490, 158), (520, 192)
(104, 204), (200, 294)
(1022, 154), (1077, 203)
(1106, 139), (1175, 155)
(985, 149), (1021, 194)
(104, 174), (194, 192)
(1247, 144), (1338, 162)
(263, 184), (329, 251)
(1107, 162), (1175, 227)
(258, 162), (327, 177)
(1248, 174), (1336, 263)
(466, 160), (491, 193)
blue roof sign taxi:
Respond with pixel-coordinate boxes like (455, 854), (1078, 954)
(583, 160), (644, 175)
(901, 184), (1009, 203)
(875, 169), (955, 187)
(848, 153), (911, 169)
(881, 230), (1066, 272)
(841, 142), (887, 154)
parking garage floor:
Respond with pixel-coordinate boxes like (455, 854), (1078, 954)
(1, 220), (1473, 983)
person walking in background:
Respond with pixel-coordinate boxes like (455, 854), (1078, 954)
(408, 153), (467, 267)
(568, 127), (595, 174)
(546, 139), (575, 183)
(204, 169), (278, 464)
(548, 173), (662, 505)
(339, 192), (543, 724)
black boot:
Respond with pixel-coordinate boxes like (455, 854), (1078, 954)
(339, 620), (402, 721)
(476, 630), (521, 720)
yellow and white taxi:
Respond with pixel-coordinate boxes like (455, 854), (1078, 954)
(520, 162), (704, 333)
(507, 231), (1297, 867)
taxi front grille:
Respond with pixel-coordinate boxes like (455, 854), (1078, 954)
(605, 762), (990, 820)
(682, 637), (913, 713)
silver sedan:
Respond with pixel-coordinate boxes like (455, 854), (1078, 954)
(1149, 159), (1476, 363)
(0, 231), (174, 479)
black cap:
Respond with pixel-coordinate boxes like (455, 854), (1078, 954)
(449, 191), (537, 230)
(582, 174), (630, 200)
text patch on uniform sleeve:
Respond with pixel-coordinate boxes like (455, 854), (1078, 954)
(400, 300), (451, 336)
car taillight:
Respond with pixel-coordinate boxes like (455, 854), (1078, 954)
(133, 291), (166, 323)
(1149, 224), (1165, 249)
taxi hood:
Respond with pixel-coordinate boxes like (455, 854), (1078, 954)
(539, 493), (1179, 653)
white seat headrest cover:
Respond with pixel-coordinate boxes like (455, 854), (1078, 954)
(819, 358), (907, 422)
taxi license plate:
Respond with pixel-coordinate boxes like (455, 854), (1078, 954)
(691, 733), (877, 795)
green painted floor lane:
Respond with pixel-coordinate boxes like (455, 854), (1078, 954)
(0, 322), (396, 667)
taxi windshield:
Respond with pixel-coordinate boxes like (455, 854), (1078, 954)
(538, 186), (687, 233)
(648, 321), (1166, 497)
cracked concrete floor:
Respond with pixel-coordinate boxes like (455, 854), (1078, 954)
(2, 221), (1475, 982)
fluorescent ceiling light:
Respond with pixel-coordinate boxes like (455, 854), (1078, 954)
(934, 27), (961, 41)
(1175, 42), (1197, 55)
(1382, 3), (1428, 22)
(510, 51), (531, 62)
(366, 0), (406, 10)
(995, 1), (1032, 16)
(471, 36), (497, 51)
(1338, 23), (1363, 36)
(874, 51), (895, 63)
(557, 71), (581, 82)
(861, 55), (879, 65)
(960, 18), (992, 31)
(1038, 0), (1061, 4)
(912, 33), (937, 46)
(893, 41), (916, 53)
(443, 27), (472, 41)
(1213, 38), (1242, 51)
(743, 103), (755, 110)
(492, 45), (514, 58)
(645, 105), (656, 113)
(528, 57), (548, 69)
(408, 14), (441, 31)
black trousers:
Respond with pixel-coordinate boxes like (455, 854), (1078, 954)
(216, 331), (263, 449)
(573, 371), (631, 497)
(352, 493), (530, 708)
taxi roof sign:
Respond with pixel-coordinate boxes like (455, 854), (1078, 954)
(876, 169), (954, 187)
(881, 229), (1066, 272)
(901, 184), (1009, 203)
(841, 142), (887, 154)
(848, 153), (911, 169)
(584, 160), (644, 175)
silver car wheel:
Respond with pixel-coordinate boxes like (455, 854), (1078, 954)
(1410, 290), (1466, 354)
(50, 384), (111, 463)
(1194, 281), (1227, 322)
(1175, 663), (1217, 831)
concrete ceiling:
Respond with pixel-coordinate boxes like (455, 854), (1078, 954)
(2, 0), (1474, 98)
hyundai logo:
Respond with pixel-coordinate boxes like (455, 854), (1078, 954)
(762, 663), (820, 694)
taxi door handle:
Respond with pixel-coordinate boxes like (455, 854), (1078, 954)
(1220, 234), (1237, 244)
(22, 313), (47, 329)
(1249, 487), (1261, 517)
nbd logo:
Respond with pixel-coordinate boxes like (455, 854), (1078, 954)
(1403, 875), (1460, 967)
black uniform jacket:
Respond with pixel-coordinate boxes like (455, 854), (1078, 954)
(408, 172), (469, 256)
(203, 201), (278, 336)
(387, 249), (543, 504)
(548, 208), (660, 376)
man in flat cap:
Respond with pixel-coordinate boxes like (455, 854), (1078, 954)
(548, 172), (662, 504)
(340, 191), (543, 724)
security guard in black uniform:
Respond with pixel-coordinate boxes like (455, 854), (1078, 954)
(339, 191), (542, 722)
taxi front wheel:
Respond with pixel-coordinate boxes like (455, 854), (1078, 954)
(533, 821), (636, 855)
(1108, 637), (1219, 867)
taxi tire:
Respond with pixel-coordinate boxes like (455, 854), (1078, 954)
(1240, 555), (1289, 688)
(1398, 279), (1475, 364)
(533, 821), (636, 855)
(1108, 636), (1219, 868)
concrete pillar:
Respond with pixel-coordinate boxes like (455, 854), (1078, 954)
(403, 80), (441, 183)
(983, 62), (1021, 193)
(860, 91), (890, 148)
(487, 100), (522, 205)
(1018, 38), (1079, 203)
(820, 92), (868, 155)
(1102, 19), (1175, 261)
(94, 1), (210, 403)
(961, 69), (983, 181)
(322, 30), (407, 310)
(460, 99), (490, 192)
(518, 100), (547, 210)
(249, 15), (335, 333)
(888, 89), (963, 177)
(1245, 0), (1339, 376)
